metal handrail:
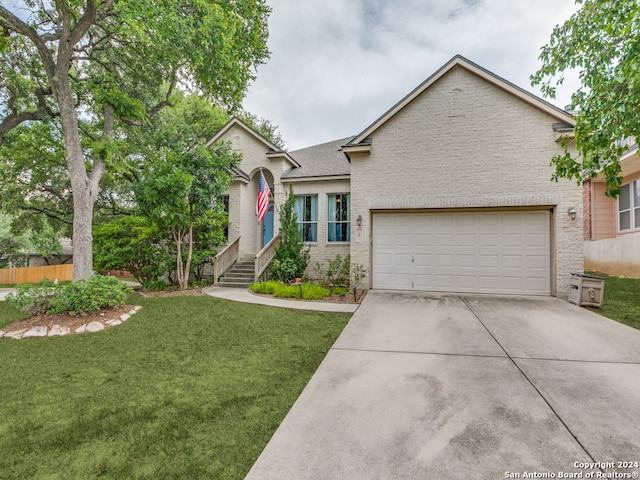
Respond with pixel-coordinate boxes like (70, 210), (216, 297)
(213, 237), (240, 284)
(254, 234), (280, 281)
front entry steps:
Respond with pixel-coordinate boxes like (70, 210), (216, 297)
(217, 261), (254, 288)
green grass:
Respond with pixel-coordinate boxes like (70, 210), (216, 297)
(0, 295), (350, 479)
(0, 300), (29, 328)
(586, 273), (640, 330)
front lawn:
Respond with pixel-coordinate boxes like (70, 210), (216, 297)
(0, 295), (350, 479)
(587, 273), (640, 330)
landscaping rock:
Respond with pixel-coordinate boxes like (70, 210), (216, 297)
(105, 319), (122, 326)
(74, 325), (87, 334)
(85, 321), (105, 332)
(49, 325), (70, 337)
(134, 306), (142, 311)
(4, 329), (26, 339)
(0, 331), (4, 338)
(23, 326), (49, 338)
(120, 314), (130, 322)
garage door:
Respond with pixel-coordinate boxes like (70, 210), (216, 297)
(372, 210), (551, 295)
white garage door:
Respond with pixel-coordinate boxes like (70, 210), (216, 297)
(372, 210), (551, 295)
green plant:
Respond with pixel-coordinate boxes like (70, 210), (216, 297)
(93, 216), (169, 286)
(7, 275), (131, 315)
(351, 263), (368, 302)
(332, 286), (348, 297)
(6, 279), (61, 314)
(249, 280), (279, 295)
(143, 279), (167, 292)
(273, 282), (330, 300)
(271, 258), (299, 284)
(272, 184), (310, 282)
(315, 254), (351, 287)
(61, 276), (131, 314)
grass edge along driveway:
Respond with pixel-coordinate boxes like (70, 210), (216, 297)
(0, 295), (351, 480)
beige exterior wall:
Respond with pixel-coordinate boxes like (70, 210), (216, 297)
(216, 124), (294, 260)
(349, 66), (583, 297)
(283, 179), (351, 278)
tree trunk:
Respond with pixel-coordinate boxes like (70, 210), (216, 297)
(181, 204), (194, 290)
(174, 227), (185, 290)
(53, 78), (104, 281)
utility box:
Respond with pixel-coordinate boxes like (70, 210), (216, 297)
(568, 273), (605, 308)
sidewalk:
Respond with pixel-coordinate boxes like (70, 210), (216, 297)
(0, 288), (14, 301)
(203, 286), (359, 313)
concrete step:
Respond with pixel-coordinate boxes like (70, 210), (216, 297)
(222, 272), (254, 279)
(230, 267), (255, 273)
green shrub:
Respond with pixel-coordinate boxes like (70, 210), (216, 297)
(93, 216), (169, 286)
(250, 280), (330, 300)
(273, 282), (330, 300)
(143, 279), (166, 291)
(61, 276), (131, 314)
(271, 258), (298, 283)
(6, 279), (61, 314)
(332, 286), (348, 297)
(315, 254), (351, 287)
(301, 283), (331, 300)
(6, 275), (131, 315)
(249, 280), (279, 294)
(272, 184), (310, 282)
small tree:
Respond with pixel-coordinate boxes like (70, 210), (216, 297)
(93, 216), (169, 288)
(272, 184), (309, 282)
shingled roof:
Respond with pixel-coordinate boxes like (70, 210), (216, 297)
(282, 136), (353, 180)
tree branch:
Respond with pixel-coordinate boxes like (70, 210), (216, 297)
(0, 6), (56, 76)
(0, 85), (50, 147)
(68, 0), (97, 46)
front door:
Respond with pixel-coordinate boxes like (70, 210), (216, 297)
(262, 203), (275, 247)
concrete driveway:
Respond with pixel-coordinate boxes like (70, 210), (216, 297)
(246, 291), (640, 480)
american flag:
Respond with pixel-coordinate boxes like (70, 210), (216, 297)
(255, 171), (271, 222)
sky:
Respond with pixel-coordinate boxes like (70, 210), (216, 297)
(242, 0), (581, 151)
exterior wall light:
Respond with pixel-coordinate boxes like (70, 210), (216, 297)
(357, 214), (362, 227)
(567, 207), (577, 220)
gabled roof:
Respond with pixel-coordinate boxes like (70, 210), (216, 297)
(206, 116), (300, 168)
(282, 137), (353, 180)
(346, 54), (576, 147)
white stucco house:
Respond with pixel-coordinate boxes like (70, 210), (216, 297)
(208, 55), (583, 297)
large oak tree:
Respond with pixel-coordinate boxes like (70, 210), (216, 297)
(531, 0), (640, 196)
(0, 0), (270, 280)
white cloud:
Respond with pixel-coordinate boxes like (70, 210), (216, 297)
(244, 0), (580, 150)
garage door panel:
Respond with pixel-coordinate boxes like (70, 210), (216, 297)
(372, 211), (551, 295)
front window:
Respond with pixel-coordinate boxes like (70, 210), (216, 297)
(328, 193), (350, 242)
(219, 195), (230, 241)
(294, 195), (318, 242)
(619, 181), (640, 231)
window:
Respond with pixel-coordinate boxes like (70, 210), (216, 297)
(219, 195), (230, 241)
(618, 181), (640, 231)
(328, 193), (350, 242)
(294, 195), (318, 242)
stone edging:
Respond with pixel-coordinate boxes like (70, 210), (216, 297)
(0, 306), (142, 340)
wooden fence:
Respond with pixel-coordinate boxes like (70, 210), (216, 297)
(0, 264), (73, 285)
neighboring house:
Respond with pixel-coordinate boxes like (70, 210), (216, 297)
(25, 238), (73, 267)
(208, 55), (583, 297)
(583, 140), (640, 277)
